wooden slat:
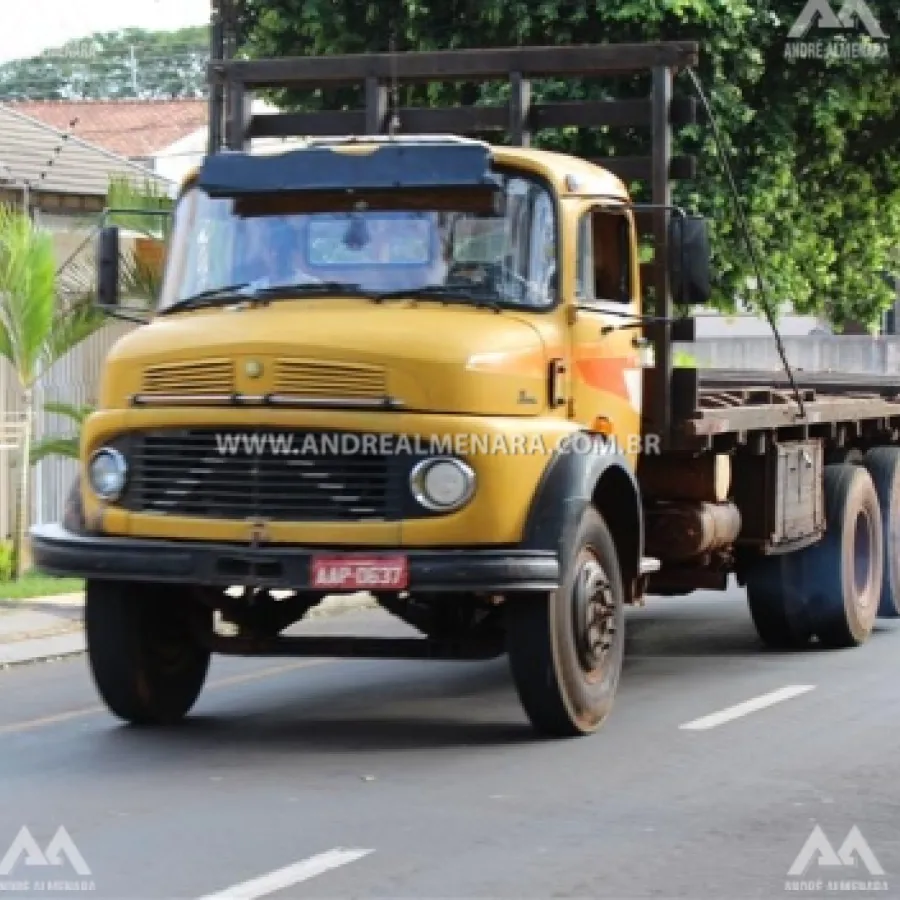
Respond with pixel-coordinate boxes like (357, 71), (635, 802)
(249, 97), (697, 140)
(590, 155), (696, 181)
(685, 396), (900, 437)
(365, 76), (388, 133)
(671, 317), (696, 342)
(650, 65), (674, 449)
(509, 72), (531, 146)
(398, 106), (509, 132)
(210, 43), (700, 89)
(248, 110), (366, 137)
(533, 96), (696, 129)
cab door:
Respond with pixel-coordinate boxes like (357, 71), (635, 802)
(568, 206), (643, 467)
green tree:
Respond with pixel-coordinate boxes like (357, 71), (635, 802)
(236, 0), (899, 328)
(0, 206), (106, 578)
(28, 175), (173, 474)
(0, 26), (209, 100)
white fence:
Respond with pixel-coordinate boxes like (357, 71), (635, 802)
(0, 320), (136, 536)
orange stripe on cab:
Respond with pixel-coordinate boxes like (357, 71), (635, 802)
(574, 356), (633, 400)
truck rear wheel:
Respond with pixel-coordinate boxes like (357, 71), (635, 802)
(863, 446), (900, 618)
(86, 580), (212, 725)
(803, 463), (882, 647)
(745, 554), (812, 649)
(506, 507), (625, 737)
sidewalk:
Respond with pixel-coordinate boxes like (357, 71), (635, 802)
(0, 590), (376, 668)
(0, 593), (85, 666)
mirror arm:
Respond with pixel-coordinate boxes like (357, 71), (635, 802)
(100, 308), (150, 325)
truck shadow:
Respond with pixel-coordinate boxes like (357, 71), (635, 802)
(624, 592), (771, 659)
(100, 658), (539, 755)
(625, 591), (900, 660)
(81, 594), (898, 759)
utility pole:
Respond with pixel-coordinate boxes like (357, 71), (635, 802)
(208, 0), (225, 154)
(129, 45), (139, 95)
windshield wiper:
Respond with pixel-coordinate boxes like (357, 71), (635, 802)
(159, 282), (255, 314)
(160, 281), (377, 314)
(253, 281), (377, 299)
(375, 285), (502, 311)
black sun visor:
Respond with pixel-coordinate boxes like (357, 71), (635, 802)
(196, 142), (502, 197)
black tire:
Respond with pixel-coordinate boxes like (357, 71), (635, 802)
(863, 446), (900, 618)
(745, 553), (812, 649)
(803, 464), (882, 648)
(506, 507), (625, 738)
(86, 580), (212, 725)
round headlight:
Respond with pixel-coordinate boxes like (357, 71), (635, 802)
(410, 457), (475, 512)
(88, 447), (127, 500)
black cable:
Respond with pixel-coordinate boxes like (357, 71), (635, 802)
(683, 66), (806, 419)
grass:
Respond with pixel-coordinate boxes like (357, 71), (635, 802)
(0, 572), (84, 600)
(673, 350), (700, 368)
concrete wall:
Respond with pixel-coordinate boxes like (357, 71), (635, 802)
(676, 336), (900, 376)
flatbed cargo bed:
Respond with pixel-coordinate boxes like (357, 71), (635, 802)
(669, 368), (900, 452)
(699, 367), (900, 397)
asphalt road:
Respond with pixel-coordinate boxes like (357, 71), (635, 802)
(2, 585), (899, 900)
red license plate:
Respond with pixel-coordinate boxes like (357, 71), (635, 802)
(310, 555), (408, 590)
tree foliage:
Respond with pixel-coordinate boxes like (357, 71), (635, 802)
(0, 26), (209, 100)
(236, 0), (900, 327)
(0, 206), (107, 576)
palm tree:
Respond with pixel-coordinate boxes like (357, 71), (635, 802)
(0, 205), (106, 578)
(29, 401), (95, 465)
(23, 177), (172, 488)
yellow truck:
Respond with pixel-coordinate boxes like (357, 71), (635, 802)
(31, 41), (900, 737)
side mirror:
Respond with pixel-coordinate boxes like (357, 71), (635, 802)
(668, 215), (712, 305)
(97, 225), (120, 308)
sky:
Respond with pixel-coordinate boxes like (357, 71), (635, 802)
(0, 0), (212, 64)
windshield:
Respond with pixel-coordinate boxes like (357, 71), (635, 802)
(157, 173), (558, 311)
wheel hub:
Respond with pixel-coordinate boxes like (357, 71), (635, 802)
(572, 552), (616, 671)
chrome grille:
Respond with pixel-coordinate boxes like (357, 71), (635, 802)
(125, 429), (397, 521)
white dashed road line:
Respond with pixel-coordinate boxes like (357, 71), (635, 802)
(195, 848), (373, 900)
(679, 685), (816, 731)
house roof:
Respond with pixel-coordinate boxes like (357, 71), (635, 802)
(8, 99), (208, 159)
(0, 105), (174, 198)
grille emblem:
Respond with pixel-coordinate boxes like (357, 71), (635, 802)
(245, 360), (263, 378)
(248, 519), (270, 547)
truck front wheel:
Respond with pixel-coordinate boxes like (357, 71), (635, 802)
(85, 580), (212, 725)
(506, 507), (625, 738)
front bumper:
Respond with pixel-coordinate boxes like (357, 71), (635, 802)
(29, 523), (559, 594)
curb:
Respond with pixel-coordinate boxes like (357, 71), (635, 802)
(0, 591), (379, 669)
(0, 631), (86, 668)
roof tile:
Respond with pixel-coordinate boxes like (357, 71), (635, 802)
(0, 105), (174, 197)
(8, 99), (207, 159)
